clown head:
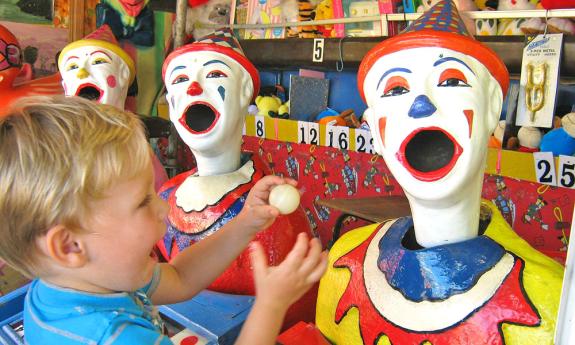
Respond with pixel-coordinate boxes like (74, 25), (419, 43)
(0, 24), (23, 90)
(58, 25), (135, 110)
(162, 29), (260, 176)
(115, 0), (150, 18)
(360, 0), (509, 246)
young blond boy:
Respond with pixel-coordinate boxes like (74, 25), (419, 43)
(0, 95), (327, 344)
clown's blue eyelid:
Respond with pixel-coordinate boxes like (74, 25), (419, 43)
(203, 60), (230, 68)
(169, 66), (186, 79)
(434, 57), (475, 75)
(377, 68), (411, 90)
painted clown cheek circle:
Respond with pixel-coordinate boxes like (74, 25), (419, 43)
(107, 75), (117, 88)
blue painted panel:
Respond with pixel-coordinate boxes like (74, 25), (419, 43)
(259, 70), (367, 121)
(159, 290), (254, 345)
(0, 284), (28, 345)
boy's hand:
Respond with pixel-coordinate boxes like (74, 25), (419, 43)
(238, 175), (298, 234)
(250, 232), (328, 313)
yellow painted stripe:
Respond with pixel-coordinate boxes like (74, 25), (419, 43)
(241, 115), (548, 183)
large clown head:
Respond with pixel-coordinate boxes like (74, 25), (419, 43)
(162, 29), (260, 176)
(58, 25), (135, 110)
(0, 24), (23, 90)
(359, 0), (509, 246)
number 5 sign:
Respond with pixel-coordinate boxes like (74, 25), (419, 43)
(558, 155), (575, 189)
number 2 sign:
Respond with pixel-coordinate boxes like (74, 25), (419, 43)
(534, 152), (557, 186)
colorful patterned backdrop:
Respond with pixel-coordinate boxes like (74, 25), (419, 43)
(242, 136), (573, 264)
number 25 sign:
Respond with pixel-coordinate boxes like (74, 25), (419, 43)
(534, 152), (575, 189)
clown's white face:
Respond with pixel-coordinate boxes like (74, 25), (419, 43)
(363, 47), (502, 201)
(163, 50), (253, 156)
(60, 45), (131, 109)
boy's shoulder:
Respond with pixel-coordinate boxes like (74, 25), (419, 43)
(23, 279), (172, 345)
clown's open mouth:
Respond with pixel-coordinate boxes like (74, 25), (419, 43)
(397, 127), (462, 182)
(76, 84), (103, 101)
(179, 102), (219, 134)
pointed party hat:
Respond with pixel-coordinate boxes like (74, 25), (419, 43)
(358, 0), (508, 102)
(162, 28), (260, 101)
(58, 25), (135, 83)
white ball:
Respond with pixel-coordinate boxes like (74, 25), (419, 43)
(269, 184), (300, 215)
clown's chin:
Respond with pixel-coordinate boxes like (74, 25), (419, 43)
(181, 103), (218, 133)
(399, 128), (462, 182)
(76, 86), (102, 101)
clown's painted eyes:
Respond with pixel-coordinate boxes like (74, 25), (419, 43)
(382, 76), (409, 97)
(92, 57), (110, 65)
(206, 70), (227, 78)
(437, 68), (470, 87)
(172, 75), (189, 85)
(66, 63), (79, 71)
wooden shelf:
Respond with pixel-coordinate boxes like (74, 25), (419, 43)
(239, 36), (575, 77)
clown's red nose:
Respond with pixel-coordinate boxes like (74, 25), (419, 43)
(187, 81), (203, 96)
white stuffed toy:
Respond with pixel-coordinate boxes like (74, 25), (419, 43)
(184, 0), (232, 41)
(497, 0), (575, 35)
(497, 0), (534, 35)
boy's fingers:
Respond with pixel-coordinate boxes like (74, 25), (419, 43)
(306, 251), (329, 284)
(248, 176), (285, 204)
(283, 178), (299, 188)
(284, 232), (309, 265)
(250, 242), (268, 285)
(252, 205), (280, 219)
(299, 238), (323, 274)
(245, 203), (278, 217)
(260, 175), (286, 190)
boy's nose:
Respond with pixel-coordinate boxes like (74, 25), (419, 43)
(187, 81), (203, 96)
(408, 94), (436, 119)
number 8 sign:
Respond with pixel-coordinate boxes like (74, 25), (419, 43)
(254, 116), (265, 139)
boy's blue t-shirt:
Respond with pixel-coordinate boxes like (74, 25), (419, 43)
(23, 265), (173, 345)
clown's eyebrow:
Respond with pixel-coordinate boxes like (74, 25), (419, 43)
(89, 50), (112, 60)
(377, 68), (411, 90)
(203, 59), (230, 68)
(169, 65), (186, 79)
(64, 55), (79, 63)
(433, 57), (475, 75)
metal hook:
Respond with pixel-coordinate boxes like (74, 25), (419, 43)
(543, 9), (549, 37)
(336, 36), (347, 72)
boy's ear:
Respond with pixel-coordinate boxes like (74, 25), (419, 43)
(38, 225), (88, 268)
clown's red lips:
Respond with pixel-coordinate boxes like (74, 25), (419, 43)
(179, 102), (220, 134)
(396, 127), (462, 182)
(75, 83), (103, 102)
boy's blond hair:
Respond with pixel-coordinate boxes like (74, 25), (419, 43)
(0, 95), (150, 277)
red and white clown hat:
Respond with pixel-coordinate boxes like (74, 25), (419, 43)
(58, 24), (136, 83)
(357, 0), (509, 102)
(162, 28), (260, 101)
